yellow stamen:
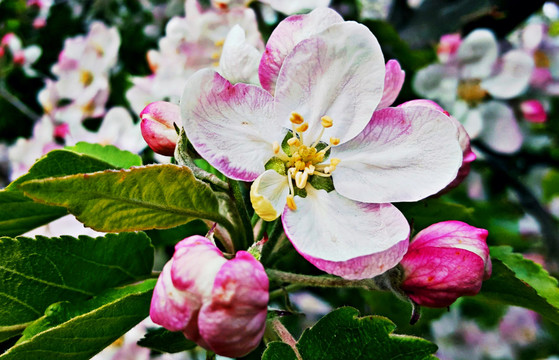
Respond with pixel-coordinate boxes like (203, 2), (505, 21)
(287, 137), (300, 146)
(290, 112), (304, 124)
(214, 39), (225, 47)
(211, 52), (220, 60)
(296, 122), (309, 133)
(330, 158), (341, 166)
(307, 164), (315, 175)
(80, 70), (94, 86)
(272, 141), (280, 154)
(321, 116), (333, 128)
(286, 195), (297, 210)
(330, 137), (340, 146)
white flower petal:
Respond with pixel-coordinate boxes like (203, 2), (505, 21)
(219, 25), (261, 85)
(274, 21), (385, 145)
(481, 50), (534, 99)
(478, 101), (523, 153)
(282, 187), (409, 279)
(457, 29), (498, 79)
(181, 69), (281, 181)
(250, 170), (289, 222)
(332, 106), (463, 203)
(260, 0), (330, 14)
(453, 100), (483, 139)
(413, 63), (459, 108)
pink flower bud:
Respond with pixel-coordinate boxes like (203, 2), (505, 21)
(437, 33), (462, 63)
(140, 101), (180, 156)
(520, 99), (547, 123)
(150, 236), (269, 358)
(400, 221), (491, 308)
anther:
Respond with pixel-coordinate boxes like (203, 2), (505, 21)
(272, 141), (280, 154)
(295, 171), (308, 189)
(214, 39), (225, 47)
(321, 116), (333, 128)
(287, 137), (300, 146)
(290, 112), (304, 125)
(296, 122), (309, 133)
(330, 137), (340, 146)
(211, 52), (220, 60)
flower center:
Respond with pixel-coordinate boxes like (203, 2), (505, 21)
(271, 112), (341, 211)
(533, 50), (550, 68)
(457, 79), (487, 104)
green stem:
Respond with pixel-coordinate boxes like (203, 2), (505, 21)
(261, 219), (286, 265)
(269, 284), (305, 300)
(266, 269), (381, 291)
(271, 318), (302, 360)
(228, 179), (254, 249)
(0, 82), (40, 122)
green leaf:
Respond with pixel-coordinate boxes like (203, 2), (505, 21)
(7, 149), (128, 191)
(64, 141), (142, 169)
(0, 232), (153, 342)
(137, 327), (197, 353)
(2, 148), (137, 236)
(262, 307), (438, 360)
(0, 280), (156, 360)
(0, 191), (67, 238)
(479, 246), (559, 325)
(396, 198), (475, 232)
(19, 164), (232, 233)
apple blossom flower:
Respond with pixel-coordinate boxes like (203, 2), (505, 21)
(140, 101), (180, 156)
(399, 221), (491, 308)
(126, 0), (263, 113)
(0, 33), (41, 76)
(521, 99), (548, 123)
(414, 29), (534, 153)
(27, 0), (54, 28)
(181, 8), (463, 279)
(516, 23), (559, 95)
(150, 236), (269, 358)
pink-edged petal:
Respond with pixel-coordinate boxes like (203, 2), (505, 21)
(198, 251), (269, 358)
(478, 101), (523, 153)
(377, 59), (405, 109)
(401, 247), (486, 307)
(481, 50), (534, 99)
(181, 69), (281, 181)
(399, 100), (475, 192)
(275, 22), (385, 145)
(332, 106), (462, 203)
(250, 170), (289, 221)
(282, 187), (410, 280)
(258, 7), (343, 94)
(457, 29), (498, 79)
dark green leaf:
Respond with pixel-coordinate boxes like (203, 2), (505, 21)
(479, 246), (559, 325)
(396, 198), (475, 232)
(262, 307), (438, 360)
(0, 191), (67, 238)
(0, 232), (153, 341)
(0, 280), (156, 360)
(137, 327), (197, 353)
(19, 164), (232, 233)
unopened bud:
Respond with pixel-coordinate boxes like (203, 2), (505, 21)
(140, 101), (180, 156)
(150, 236), (269, 358)
(399, 221), (490, 308)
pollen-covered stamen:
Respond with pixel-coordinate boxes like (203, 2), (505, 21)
(272, 141), (280, 154)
